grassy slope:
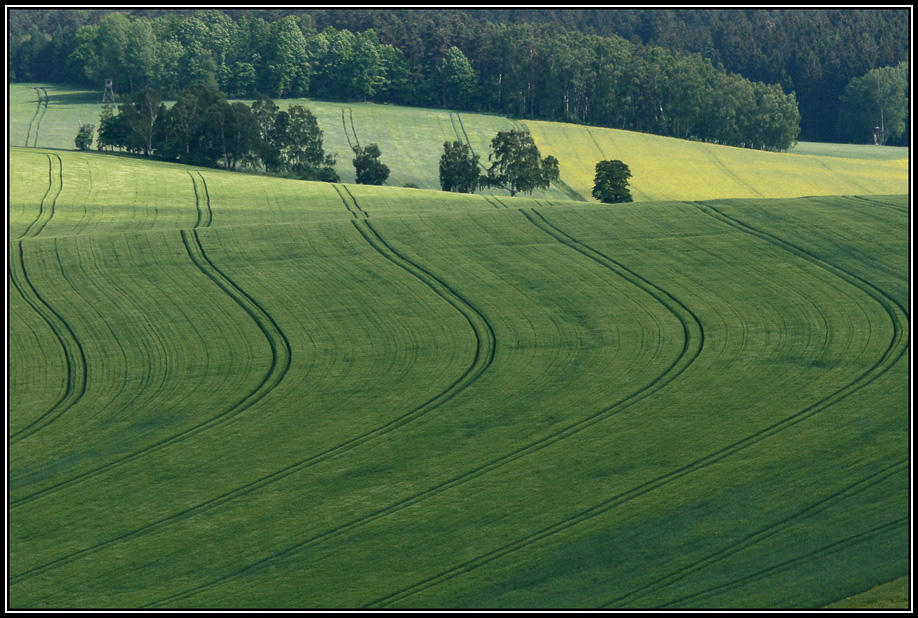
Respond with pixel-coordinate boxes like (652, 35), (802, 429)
(9, 83), (907, 203)
(523, 120), (908, 202)
(8, 145), (908, 609)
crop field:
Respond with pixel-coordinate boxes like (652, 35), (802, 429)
(8, 143), (909, 609)
(8, 84), (907, 204)
(524, 120), (908, 202)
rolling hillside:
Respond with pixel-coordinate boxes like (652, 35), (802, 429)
(8, 83), (909, 203)
(7, 143), (909, 608)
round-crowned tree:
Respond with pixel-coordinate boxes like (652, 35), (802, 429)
(592, 159), (633, 203)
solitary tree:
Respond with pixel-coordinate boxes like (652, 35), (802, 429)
(353, 143), (390, 185)
(485, 130), (559, 196)
(592, 159), (633, 203)
(75, 122), (94, 150)
(439, 140), (481, 193)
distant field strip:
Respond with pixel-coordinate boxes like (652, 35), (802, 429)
(9, 84), (906, 203)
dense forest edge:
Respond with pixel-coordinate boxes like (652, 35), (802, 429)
(8, 8), (910, 149)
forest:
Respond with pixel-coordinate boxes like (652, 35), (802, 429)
(8, 9), (910, 148)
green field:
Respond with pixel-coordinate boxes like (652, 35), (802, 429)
(8, 136), (909, 609)
(9, 83), (908, 203)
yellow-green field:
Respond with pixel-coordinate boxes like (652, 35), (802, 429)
(9, 83), (908, 204)
(524, 119), (908, 202)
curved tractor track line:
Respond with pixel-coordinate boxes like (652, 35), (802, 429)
(31, 87), (50, 147)
(189, 171), (213, 228)
(348, 108), (361, 148)
(480, 195), (503, 210)
(11, 179), (498, 585)
(695, 142), (765, 198)
(20, 154), (63, 240)
(23, 88), (42, 147)
(365, 201), (908, 608)
(8, 240), (88, 444)
(333, 184), (368, 218)
(663, 515), (909, 608)
(846, 195), (909, 216)
(10, 228), (292, 509)
(449, 112), (488, 173)
(341, 108), (355, 151)
(141, 214), (498, 608)
(144, 208), (703, 609)
(607, 459), (908, 607)
(341, 107), (360, 150)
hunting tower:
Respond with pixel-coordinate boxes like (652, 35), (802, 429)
(102, 79), (115, 105)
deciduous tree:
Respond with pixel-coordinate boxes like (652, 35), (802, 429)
(439, 140), (480, 193)
(353, 143), (390, 185)
(484, 130), (559, 197)
(592, 159), (633, 203)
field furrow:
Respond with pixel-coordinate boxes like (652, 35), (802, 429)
(7, 240), (87, 443)
(7, 107), (908, 609)
(19, 153), (62, 240)
(131, 211), (692, 608)
(606, 459), (908, 607)
(345, 204), (901, 608)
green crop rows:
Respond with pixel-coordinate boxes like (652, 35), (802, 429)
(8, 84), (909, 611)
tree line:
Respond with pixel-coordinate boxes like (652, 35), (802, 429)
(90, 84), (393, 185)
(85, 85), (634, 203)
(15, 9), (801, 151)
(11, 9), (906, 145)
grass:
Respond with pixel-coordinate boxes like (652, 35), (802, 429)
(524, 120), (908, 202)
(10, 83), (906, 204)
(8, 143), (908, 609)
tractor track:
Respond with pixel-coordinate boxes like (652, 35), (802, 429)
(10, 226), (292, 509)
(663, 515), (909, 608)
(143, 206), (703, 609)
(20, 154), (62, 240)
(141, 212), (498, 608)
(363, 200), (907, 607)
(333, 184), (368, 218)
(12, 195), (496, 587)
(189, 171), (213, 228)
(8, 239), (88, 445)
(607, 459), (908, 607)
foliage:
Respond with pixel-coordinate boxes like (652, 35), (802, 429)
(838, 61), (909, 145)
(485, 130), (559, 196)
(592, 159), (633, 203)
(276, 104), (339, 181)
(352, 143), (390, 185)
(74, 123), (94, 150)
(438, 140), (480, 193)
